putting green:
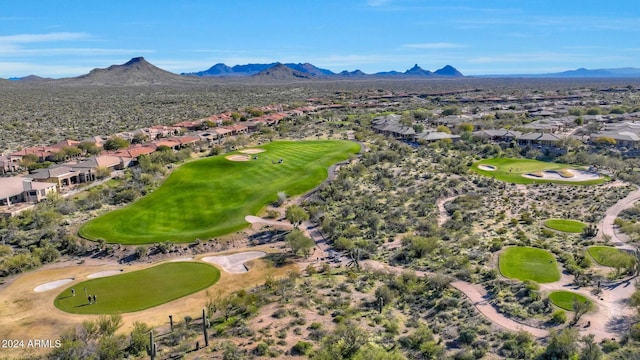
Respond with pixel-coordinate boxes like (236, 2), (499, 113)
(548, 291), (591, 311)
(544, 219), (587, 233)
(471, 158), (605, 185)
(587, 246), (637, 268)
(79, 140), (360, 244)
(54, 262), (220, 314)
(499, 247), (561, 283)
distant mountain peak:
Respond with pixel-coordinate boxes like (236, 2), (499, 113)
(253, 63), (314, 79)
(404, 64), (433, 76)
(434, 65), (464, 77)
(124, 57), (147, 65)
(71, 57), (189, 85)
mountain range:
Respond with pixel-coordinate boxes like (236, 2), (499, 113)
(182, 62), (464, 78)
(4, 57), (640, 85)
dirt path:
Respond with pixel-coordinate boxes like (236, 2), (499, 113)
(436, 195), (459, 227)
(449, 281), (550, 338)
(598, 186), (640, 250)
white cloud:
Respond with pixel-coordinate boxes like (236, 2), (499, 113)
(0, 61), (93, 78)
(0, 32), (90, 44)
(403, 42), (466, 49)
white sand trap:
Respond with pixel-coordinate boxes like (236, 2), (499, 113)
(170, 257), (194, 262)
(87, 270), (123, 279)
(245, 215), (293, 228)
(239, 148), (265, 154)
(521, 169), (601, 182)
(226, 154), (250, 162)
(478, 164), (497, 171)
(34, 278), (74, 292)
(202, 251), (266, 273)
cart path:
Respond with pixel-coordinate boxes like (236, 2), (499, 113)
(598, 186), (640, 250)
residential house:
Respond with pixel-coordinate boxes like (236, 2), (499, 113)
(0, 177), (57, 207)
(153, 136), (201, 150)
(0, 155), (19, 174)
(472, 129), (522, 143)
(590, 131), (640, 149)
(29, 165), (83, 189)
(106, 144), (157, 161)
(517, 132), (563, 147)
(414, 131), (461, 143)
(372, 115), (416, 139)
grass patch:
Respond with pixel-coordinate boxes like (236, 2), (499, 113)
(587, 246), (637, 268)
(471, 158), (606, 185)
(499, 247), (561, 283)
(548, 291), (591, 311)
(54, 262), (220, 314)
(79, 140), (360, 244)
(544, 219), (587, 233)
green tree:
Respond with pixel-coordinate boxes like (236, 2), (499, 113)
(542, 328), (579, 359)
(285, 204), (309, 228)
(103, 137), (130, 151)
(78, 141), (101, 155)
(97, 335), (126, 360)
(441, 106), (461, 116)
(128, 321), (151, 355)
(458, 122), (474, 133)
(436, 125), (451, 134)
(314, 322), (368, 359)
(579, 334), (603, 360)
(285, 229), (315, 257)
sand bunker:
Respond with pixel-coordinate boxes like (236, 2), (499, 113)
(87, 270), (123, 279)
(239, 148), (266, 154)
(202, 251), (266, 273)
(478, 164), (497, 171)
(521, 169), (601, 182)
(245, 215), (293, 228)
(34, 278), (74, 292)
(226, 154), (250, 162)
(170, 257), (194, 262)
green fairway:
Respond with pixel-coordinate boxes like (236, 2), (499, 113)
(548, 291), (591, 311)
(54, 262), (220, 314)
(544, 219), (587, 233)
(471, 158), (605, 185)
(79, 140), (360, 244)
(499, 247), (561, 283)
(587, 246), (637, 267)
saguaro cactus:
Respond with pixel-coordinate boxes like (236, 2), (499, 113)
(147, 330), (157, 360)
(202, 308), (209, 347)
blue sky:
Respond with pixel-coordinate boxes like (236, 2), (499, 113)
(1, 0), (639, 78)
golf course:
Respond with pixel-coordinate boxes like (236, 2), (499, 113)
(548, 290), (591, 311)
(499, 246), (561, 283)
(79, 140), (360, 244)
(544, 219), (587, 233)
(471, 158), (605, 185)
(54, 262), (220, 314)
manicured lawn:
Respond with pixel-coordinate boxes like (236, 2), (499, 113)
(471, 158), (605, 185)
(544, 219), (587, 233)
(587, 246), (636, 267)
(79, 140), (360, 244)
(499, 247), (561, 283)
(54, 262), (220, 314)
(548, 291), (591, 311)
